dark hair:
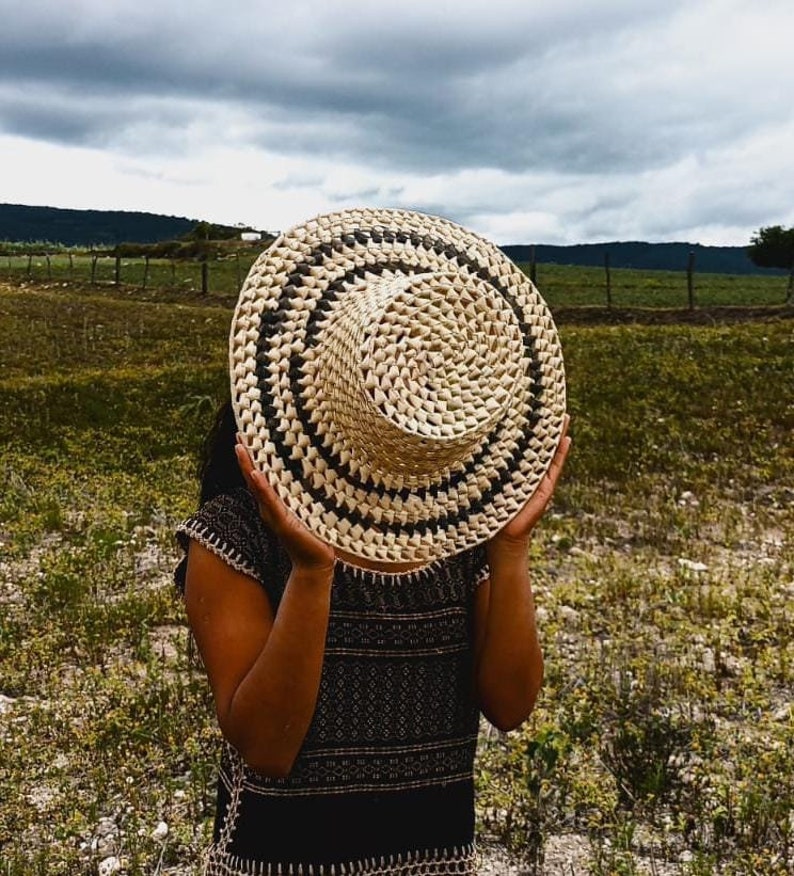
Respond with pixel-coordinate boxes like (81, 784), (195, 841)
(198, 400), (246, 505)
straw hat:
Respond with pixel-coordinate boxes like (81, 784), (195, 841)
(230, 208), (566, 564)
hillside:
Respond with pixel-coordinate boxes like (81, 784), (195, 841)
(501, 241), (781, 276)
(0, 202), (780, 276)
(0, 203), (203, 246)
(0, 203), (267, 248)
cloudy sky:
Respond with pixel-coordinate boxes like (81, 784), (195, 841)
(1, 0), (793, 245)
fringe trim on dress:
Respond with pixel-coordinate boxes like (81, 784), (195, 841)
(203, 843), (478, 875)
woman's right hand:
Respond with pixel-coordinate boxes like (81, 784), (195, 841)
(235, 438), (336, 575)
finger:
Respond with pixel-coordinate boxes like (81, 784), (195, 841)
(546, 433), (572, 482)
(234, 445), (283, 525)
(248, 467), (281, 509)
(543, 416), (571, 480)
(234, 443), (257, 487)
(512, 436), (570, 523)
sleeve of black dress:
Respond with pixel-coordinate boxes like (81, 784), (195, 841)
(173, 487), (290, 609)
(458, 542), (490, 598)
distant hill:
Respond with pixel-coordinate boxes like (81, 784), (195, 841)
(0, 203), (227, 247)
(0, 203), (778, 276)
(501, 241), (782, 276)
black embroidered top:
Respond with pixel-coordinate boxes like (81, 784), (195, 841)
(175, 488), (489, 876)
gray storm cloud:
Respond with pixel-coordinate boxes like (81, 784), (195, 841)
(1, 0), (792, 243)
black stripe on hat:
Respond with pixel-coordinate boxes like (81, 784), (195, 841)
(251, 227), (549, 537)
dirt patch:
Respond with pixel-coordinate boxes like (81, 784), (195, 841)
(552, 303), (793, 326)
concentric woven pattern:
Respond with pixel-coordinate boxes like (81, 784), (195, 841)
(229, 208), (566, 563)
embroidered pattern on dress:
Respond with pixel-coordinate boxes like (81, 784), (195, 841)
(239, 737), (478, 796)
(325, 607), (468, 652)
(204, 843), (478, 875)
(336, 557), (444, 584)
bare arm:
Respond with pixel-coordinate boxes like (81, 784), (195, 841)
(184, 441), (337, 778)
(474, 417), (571, 731)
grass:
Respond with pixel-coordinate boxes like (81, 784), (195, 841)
(0, 277), (792, 874)
(518, 263), (791, 309)
(0, 249), (260, 298)
(1, 251), (791, 308)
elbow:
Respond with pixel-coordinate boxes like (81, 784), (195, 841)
(241, 751), (296, 779)
(219, 717), (299, 779)
(482, 693), (539, 733)
(479, 660), (544, 732)
(231, 734), (298, 778)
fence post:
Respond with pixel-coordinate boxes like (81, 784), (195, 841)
(687, 250), (695, 310)
(604, 251), (612, 309)
(68, 252), (74, 279)
(46, 253), (52, 280)
(529, 245), (537, 285)
(91, 253), (99, 285)
(114, 253), (121, 286)
(27, 254), (33, 277)
(170, 259), (176, 287)
(201, 258), (209, 295)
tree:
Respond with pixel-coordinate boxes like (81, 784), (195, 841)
(747, 225), (794, 302)
(182, 220), (240, 242)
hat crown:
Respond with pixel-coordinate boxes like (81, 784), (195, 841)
(308, 270), (525, 487)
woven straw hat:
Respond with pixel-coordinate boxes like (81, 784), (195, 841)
(230, 208), (566, 564)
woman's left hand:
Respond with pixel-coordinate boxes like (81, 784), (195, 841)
(489, 414), (571, 554)
(234, 437), (336, 574)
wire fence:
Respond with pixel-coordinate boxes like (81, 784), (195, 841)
(0, 250), (256, 297)
(1, 249), (792, 309)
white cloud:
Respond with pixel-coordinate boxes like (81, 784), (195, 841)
(1, 0), (793, 244)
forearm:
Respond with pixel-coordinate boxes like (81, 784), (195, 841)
(476, 543), (544, 731)
(221, 566), (334, 775)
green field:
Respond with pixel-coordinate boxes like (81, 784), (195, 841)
(0, 249), (260, 299)
(1, 250), (791, 309)
(518, 262), (791, 309)
(0, 279), (792, 874)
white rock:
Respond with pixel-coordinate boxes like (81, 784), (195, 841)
(96, 817), (117, 838)
(98, 857), (121, 876)
(722, 654), (741, 676)
(97, 836), (116, 855)
(678, 558), (708, 573)
(773, 705), (791, 722)
(151, 821), (169, 841)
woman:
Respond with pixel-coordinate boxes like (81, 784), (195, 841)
(175, 207), (570, 875)
(176, 404), (569, 874)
